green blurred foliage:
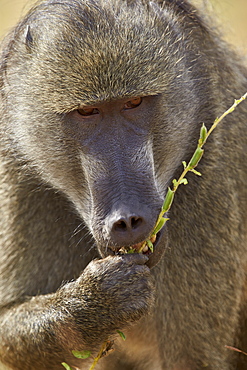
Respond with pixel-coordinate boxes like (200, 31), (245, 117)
(0, 0), (247, 51)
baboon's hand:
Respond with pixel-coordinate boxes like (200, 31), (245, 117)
(61, 255), (154, 334)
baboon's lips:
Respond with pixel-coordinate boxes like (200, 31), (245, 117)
(101, 229), (165, 268)
(116, 232), (160, 256)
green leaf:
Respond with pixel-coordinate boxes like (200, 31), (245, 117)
(153, 217), (169, 235)
(62, 363), (73, 370)
(117, 330), (126, 341)
(199, 123), (207, 144)
(127, 248), (135, 254)
(188, 147), (204, 169)
(190, 168), (202, 176)
(182, 161), (187, 169)
(162, 187), (175, 213)
(180, 178), (188, 185)
(146, 239), (154, 253)
(72, 350), (91, 359)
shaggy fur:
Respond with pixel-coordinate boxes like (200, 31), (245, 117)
(0, 0), (246, 369)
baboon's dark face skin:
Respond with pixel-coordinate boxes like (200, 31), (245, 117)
(4, 0), (206, 267)
(64, 96), (165, 267)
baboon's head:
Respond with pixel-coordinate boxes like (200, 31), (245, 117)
(1, 0), (210, 266)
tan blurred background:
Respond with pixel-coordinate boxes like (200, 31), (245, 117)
(0, 0), (247, 53)
(0, 0), (36, 38)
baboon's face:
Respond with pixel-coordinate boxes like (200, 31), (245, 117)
(64, 95), (166, 267)
(9, 89), (194, 267)
(4, 0), (203, 266)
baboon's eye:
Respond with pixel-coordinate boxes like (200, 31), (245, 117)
(77, 107), (99, 116)
(124, 97), (142, 109)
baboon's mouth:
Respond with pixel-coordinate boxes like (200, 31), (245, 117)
(102, 228), (165, 268)
(109, 230), (162, 257)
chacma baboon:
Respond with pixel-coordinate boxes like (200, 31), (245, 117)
(0, 0), (246, 369)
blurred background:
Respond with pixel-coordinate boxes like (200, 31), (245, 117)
(0, 0), (247, 53)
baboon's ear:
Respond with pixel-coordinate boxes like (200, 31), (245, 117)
(25, 25), (34, 50)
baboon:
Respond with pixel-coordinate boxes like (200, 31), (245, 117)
(0, 0), (246, 369)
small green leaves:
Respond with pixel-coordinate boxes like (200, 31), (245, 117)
(199, 123), (207, 145)
(162, 187), (175, 213)
(72, 350), (91, 359)
(62, 363), (73, 370)
(188, 147), (204, 170)
(117, 330), (126, 341)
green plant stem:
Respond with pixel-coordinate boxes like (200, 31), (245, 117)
(148, 92), (247, 240)
(174, 92), (247, 192)
(205, 92), (247, 142)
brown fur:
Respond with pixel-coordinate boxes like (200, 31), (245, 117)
(0, 0), (246, 369)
